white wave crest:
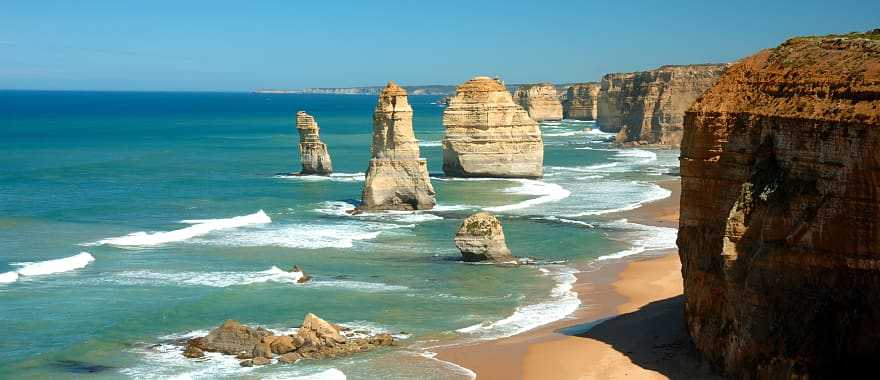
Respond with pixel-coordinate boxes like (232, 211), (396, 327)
(12, 252), (95, 277)
(597, 219), (678, 261)
(201, 222), (385, 249)
(274, 172), (365, 182)
(532, 216), (594, 228)
(315, 201), (443, 224)
(0, 271), (19, 284)
(484, 179), (571, 212)
(418, 140), (442, 147)
(90, 210), (271, 247)
(566, 182), (671, 217)
(456, 266), (579, 340)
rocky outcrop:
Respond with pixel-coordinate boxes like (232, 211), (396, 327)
(454, 212), (514, 262)
(442, 76), (544, 178)
(182, 313), (395, 366)
(360, 82), (436, 210)
(679, 31), (880, 379)
(597, 64), (726, 146)
(513, 83), (563, 121)
(296, 111), (333, 175)
(562, 82), (600, 120)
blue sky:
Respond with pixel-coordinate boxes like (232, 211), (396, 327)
(1, 0), (877, 91)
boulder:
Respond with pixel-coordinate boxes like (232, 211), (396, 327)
(301, 313), (346, 344)
(270, 335), (297, 355)
(454, 212), (514, 262)
(277, 352), (302, 364)
(442, 76), (543, 178)
(201, 320), (270, 355)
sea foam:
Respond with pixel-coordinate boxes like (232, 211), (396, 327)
(90, 210), (271, 247)
(274, 172), (365, 182)
(597, 219), (678, 261)
(455, 266), (579, 340)
(12, 252), (95, 277)
(484, 179), (571, 212)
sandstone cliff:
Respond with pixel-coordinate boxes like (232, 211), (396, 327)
(679, 30), (880, 378)
(442, 76), (544, 178)
(513, 83), (563, 121)
(597, 64), (726, 146)
(361, 82), (436, 210)
(296, 111), (333, 175)
(562, 82), (600, 120)
(454, 212), (513, 262)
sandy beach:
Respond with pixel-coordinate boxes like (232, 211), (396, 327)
(436, 179), (719, 379)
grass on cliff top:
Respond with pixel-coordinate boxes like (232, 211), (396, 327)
(791, 28), (880, 42)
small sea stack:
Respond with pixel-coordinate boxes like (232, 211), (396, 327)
(296, 111), (333, 175)
(513, 83), (563, 122)
(360, 82), (436, 211)
(442, 76), (544, 178)
(454, 212), (514, 263)
(562, 82), (600, 120)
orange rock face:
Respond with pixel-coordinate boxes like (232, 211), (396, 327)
(679, 31), (880, 378)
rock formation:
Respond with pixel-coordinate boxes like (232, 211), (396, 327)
(454, 212), (514, 262)
(562, 82), (600, 120)
(513, 83), (563, 121)
(360, 82), (436, 210)
(295, 111), (333, 175)
(182, 313), (394, 366)
(597, 64), (726, 146)
(678, 30), (880, 378)
(442, 76), (544, 178)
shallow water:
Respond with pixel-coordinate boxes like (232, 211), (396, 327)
(0, 91), (679, 379)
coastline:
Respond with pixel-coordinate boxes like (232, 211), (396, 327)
(435, 179), (718, 379)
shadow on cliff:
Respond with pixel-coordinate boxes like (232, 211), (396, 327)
(562, 295), (722, 379)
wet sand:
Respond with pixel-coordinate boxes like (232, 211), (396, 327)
(436, 179), (719, 379)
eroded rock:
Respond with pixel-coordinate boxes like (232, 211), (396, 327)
(513, 83), (563, 121)
(562, 82), (600, 120)
(296, 111), (333, 175)
(454, 212), (514, 262)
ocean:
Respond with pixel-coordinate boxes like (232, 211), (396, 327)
(0, 90), (679, 379)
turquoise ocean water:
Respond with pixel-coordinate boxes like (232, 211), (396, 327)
(0, 91), (679, 379)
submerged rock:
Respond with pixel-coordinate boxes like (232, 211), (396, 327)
(183, 313), (394, 365)
(442, 76), (544, 178)
(513, 83), (563, 122)
(296, 111), (333, 175)
(679, 30), (880, 378)
(562, 82), (600, 120)
(597, 64), (726, 146)
(360, 81), (436, 210)
(454, 212), (514, 262)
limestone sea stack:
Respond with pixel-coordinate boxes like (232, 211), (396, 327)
(513, 83), (563, 121)
(454, 212), (514, 262)
(442, 76), (543, 178)
(597, 64), (726, 146)
(679, 30), (880, 378)
(295, 111), (333, 175)
(562, 82), (600, 120)
(360, 82), (436, 210)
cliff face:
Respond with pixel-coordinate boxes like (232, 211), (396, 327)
(295, 111), (333, 175)
(597, 64), (726, 146)
(361, 82), (436, 210)
(562, 82), (600, 120)
(513, 83), (563, 121)
(442, 76), (544, 178)
(679, 32), (880, 378)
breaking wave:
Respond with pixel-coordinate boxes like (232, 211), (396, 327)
(597, 219), (678, 261)
(274, 172), (365, 182)
(88, 210), (271, 247)
(484, 179), (571, 212)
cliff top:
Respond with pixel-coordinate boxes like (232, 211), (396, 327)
(688, 30), (880, 124)
(456, 76), (507, 93)
(603, 63), (728, 79)
(788, 28), (880, 42)
(380, 81), (407, 96)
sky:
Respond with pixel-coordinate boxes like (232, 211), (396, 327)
(1, 0), (878, 91)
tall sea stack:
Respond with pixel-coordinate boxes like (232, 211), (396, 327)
(597, 64), (726, 146)
(513, 83), (563, 122)
(442, 76), (543, 178)
(360, 82), (436, 210)
(296, 111), (333, 175)
(562, 82), (600, 120)
(679, 31), (880, 378)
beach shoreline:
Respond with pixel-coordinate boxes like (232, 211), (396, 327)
(435, 178), (718, 379)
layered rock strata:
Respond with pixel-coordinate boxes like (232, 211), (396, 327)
(360, 82), (436, 210)
(295, 111), (333, 175)
(597, 64), (726, 146)
(562, 82), (600, 120)
(679, 31), (880, 378)
(442, 76), (544, 178)
(513, 83), (563, 121)
(454, 212), (514, 262)
(182, 313), (394, 366)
